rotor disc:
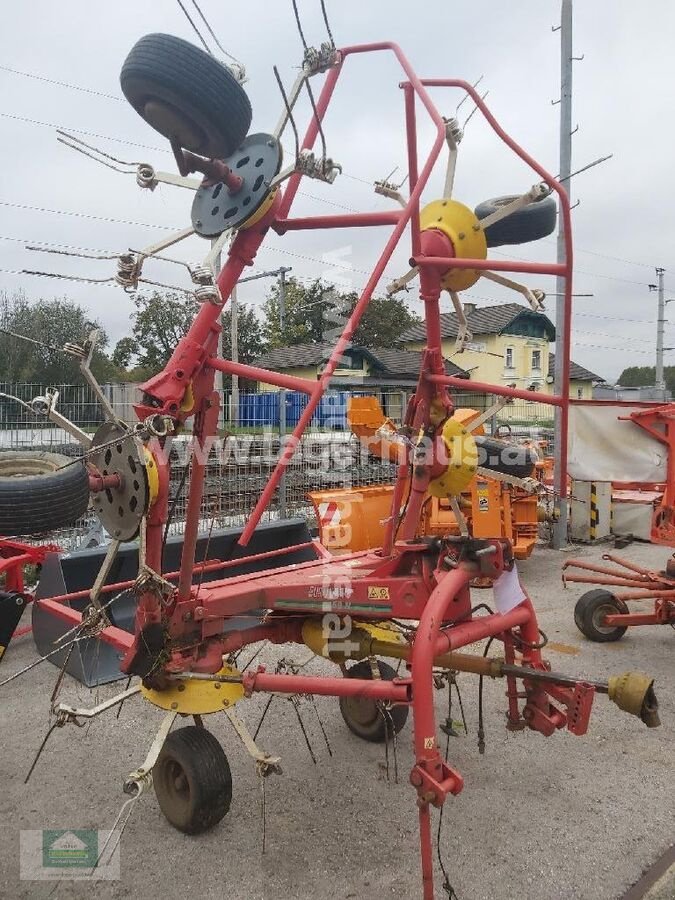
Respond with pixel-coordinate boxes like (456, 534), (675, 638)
(191, 132), (282, 237)
(88, 422), (149, 541)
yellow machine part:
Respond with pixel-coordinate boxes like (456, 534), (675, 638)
(240, 187), (279, 229)
(180, 382), (195, 414)
(419, 199), (487, 291)
(302, 616), (405, 663)
(428, 417), (478, 498)
(143, 447), (160, 507)
(452, 407), (485, 436)
(141, 664), (244, 714)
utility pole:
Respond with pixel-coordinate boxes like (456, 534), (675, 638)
(654, 267), (666, 399)
(212, 240), (224, 430)
(552, 0), (574, 550)
(224, 265), (293, 431)
(278, 267), (289, 518)
(230, 284), (239, 427)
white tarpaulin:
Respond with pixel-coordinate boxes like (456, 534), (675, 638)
(568, 404), (666, 483)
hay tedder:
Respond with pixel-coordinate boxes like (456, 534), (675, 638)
(0, 23), (663, 899)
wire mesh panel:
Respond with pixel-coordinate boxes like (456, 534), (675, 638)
(0, 382), (556, 550)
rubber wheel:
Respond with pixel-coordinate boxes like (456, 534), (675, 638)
(474, 435), (537, 480)
(339, 660), (409, 743)
(120, 33), (252, 159)
(154, 726), (232, 834)
(0, 451), (89, 535)
(574, 589), (630, 642)
(474, 194), (557, 247)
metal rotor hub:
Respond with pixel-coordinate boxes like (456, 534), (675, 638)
(89, 421), (150, 541)
(191, 132), (282, 237)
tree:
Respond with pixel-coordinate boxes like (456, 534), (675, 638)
(0, 290), (116, 384)
(261, 277), (421, 349)
(111, 336), (137, 370)
(221, 304), (266, 363)
(112, 290), (266, 379)
(262, 278), (338, 347)
(118, 290), (200, 373)
(348, 294), (420, 348)
(618, 365), (675, 396)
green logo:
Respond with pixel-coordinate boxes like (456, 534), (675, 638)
(42, 830), (98, 869)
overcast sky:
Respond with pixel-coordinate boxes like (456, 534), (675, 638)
(1, 0), (674, 382)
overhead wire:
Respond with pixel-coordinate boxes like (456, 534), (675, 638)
(0, 60), (672, 274)
(188, 0), (240, 63)
(174, 0), (212, 54)
(0, 65), (122, 102)
(0, 112), (166, 154)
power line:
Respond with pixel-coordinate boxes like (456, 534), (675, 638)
(540, 237), (669, 271)
(1, 226), (671, 336)
(0, 199), (178, 231)
(175, 0), (212, 54)
(0, 112), (167, 154)
(1, 62), (671, 273)
(0, 64), (123, 102)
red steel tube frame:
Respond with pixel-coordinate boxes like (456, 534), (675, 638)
(231, 65), (573, 546)
(36, 44), (578, 900)
(274, 210), (403, 232)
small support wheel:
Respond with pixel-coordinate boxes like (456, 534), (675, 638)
(120, 33), (252, 159)
(154, 725), (232, 834)
(574, 589), (630, 643)
(339, 660), (408, 743)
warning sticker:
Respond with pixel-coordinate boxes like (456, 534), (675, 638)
(367, 586), (390, 600)
(477, 481), (489, 512)
(424, 737), (435, 749)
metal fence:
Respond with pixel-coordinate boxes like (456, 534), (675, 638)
(0, 382), (553, 550)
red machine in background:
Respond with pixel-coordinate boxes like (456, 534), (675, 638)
(0, 539), (59, 660)
(565, 403), (675, 640)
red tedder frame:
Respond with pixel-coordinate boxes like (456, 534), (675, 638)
(38, 43), (576, 899)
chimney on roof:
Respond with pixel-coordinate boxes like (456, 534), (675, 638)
(463, 302), (476, 316)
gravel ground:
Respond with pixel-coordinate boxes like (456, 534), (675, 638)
(0, 540), (672, 900)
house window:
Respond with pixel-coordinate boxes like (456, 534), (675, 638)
(505, 347), (514, 369)
(531, 349), (541, 371)
(577, 387), (584, 399)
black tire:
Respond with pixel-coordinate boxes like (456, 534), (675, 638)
(574, 589), (629, 643)
(120, 33), (252, 159)
(0, 451), (89, 535)
(154, 726), (232, 834)
(339, 660), (409, 743)
(474, 194), (557, 247)
(474, 435), (537, 480)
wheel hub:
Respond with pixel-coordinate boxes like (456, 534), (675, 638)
(141, 664), (245, 714)
(88, 422), (151, 541)
(191, 132), (282, 237)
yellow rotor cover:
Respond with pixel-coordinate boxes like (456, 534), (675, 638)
(428, 417), (478, 498)
(419, 199), (487, 291)
(240, 187), (279, 230)
(141, 664), (244, 715)
(143, 448), (160, 507)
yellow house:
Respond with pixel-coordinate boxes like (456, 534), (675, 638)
(251, 344), (472, 422)
(251, 304), (603, 425)
(253, 343), (469, 391)
(401, 302), (603, 421)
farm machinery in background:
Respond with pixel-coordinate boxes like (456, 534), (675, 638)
(563, 402), (675, 640)
(311, 396), (548, 560)
(0, 18), (662, 900)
